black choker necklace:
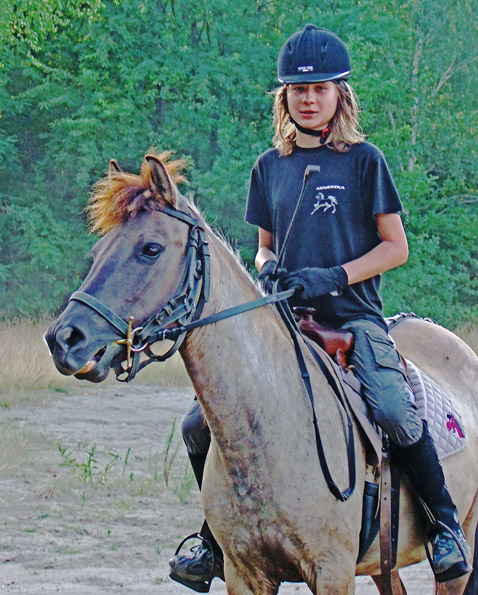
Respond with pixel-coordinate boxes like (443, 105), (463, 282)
(290, 118), (330, 144)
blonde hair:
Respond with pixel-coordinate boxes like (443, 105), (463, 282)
(272, 81), (365, 155)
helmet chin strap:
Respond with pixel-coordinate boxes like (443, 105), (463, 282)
(290, 117), (330, 144)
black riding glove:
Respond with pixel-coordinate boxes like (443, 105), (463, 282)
(281, 266), (348, 300)
(257, 260), (287, 294)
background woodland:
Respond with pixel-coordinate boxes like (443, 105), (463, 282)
(1, 0), (477, 327)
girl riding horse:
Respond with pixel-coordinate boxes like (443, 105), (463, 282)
(169, 24), (472, 592)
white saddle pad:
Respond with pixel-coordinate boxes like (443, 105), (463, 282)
(405, 359), (467, 460)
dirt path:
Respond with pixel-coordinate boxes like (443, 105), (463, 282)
(0, 384), (435, 593)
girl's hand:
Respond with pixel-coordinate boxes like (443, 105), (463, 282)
(281, 266), (348, 300)
(258, 260), (287, 293)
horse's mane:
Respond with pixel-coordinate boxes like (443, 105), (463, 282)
(86, 150), (257, 292)
(87, 151), (188, 235)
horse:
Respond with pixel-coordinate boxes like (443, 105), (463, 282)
(45, 152), (478, 594)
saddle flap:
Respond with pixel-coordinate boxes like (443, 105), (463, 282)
(338, 367), (383, 468)
(294, 312), (467, 466)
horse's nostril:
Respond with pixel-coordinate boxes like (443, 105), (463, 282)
(56, 326), (86, 351)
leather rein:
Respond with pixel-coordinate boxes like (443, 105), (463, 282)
(68, 202), (355, 501)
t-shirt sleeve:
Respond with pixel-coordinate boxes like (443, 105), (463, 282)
(244, 158), (272, 231)
(366, 149), (403, 217)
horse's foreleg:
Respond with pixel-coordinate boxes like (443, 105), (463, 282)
(312, 568), (355, 594)
(223, 558), (279, 595)
(371, 569), (407, 594)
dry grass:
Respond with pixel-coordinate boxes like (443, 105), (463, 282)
(0, 318), (191, 408)
(1, 318), (476, 409)
(0, 419), (51, 477)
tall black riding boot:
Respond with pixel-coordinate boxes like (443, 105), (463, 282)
(393, 422), (472, 583)
(169, 452), (224, 593)
(189, 451), (207, 489)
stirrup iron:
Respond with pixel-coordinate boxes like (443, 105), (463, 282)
(424, 520), (471, 583)
(169, 532), (217, 593)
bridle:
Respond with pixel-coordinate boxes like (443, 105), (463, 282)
(67, 201), (355, 501)
(69, 204), (210, 381)
(69, 203), (293, 382)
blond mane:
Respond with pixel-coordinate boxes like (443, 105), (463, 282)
(86, 151), (188, 235)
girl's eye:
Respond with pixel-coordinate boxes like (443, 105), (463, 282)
(141, 243), (163, 261)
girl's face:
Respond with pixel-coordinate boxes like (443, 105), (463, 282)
(286, 82), (339, 131)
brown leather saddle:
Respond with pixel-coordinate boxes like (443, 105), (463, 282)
(293, 307), (355, 370)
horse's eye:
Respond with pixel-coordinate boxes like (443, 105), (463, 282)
(141, 243), (163, 261)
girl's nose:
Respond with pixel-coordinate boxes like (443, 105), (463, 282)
(302, 87), (314, 103)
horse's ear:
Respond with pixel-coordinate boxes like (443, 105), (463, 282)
(109, 159), (122, 173)
(145, 154), (180, 207)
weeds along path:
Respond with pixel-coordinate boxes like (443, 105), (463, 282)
(0, 384), (434, 593)
(1, 384), (202, 593)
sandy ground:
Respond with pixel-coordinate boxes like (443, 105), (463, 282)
(0, 384), (436, 594)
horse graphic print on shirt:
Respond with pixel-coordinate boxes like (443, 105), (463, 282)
(310, 185), (345, 215)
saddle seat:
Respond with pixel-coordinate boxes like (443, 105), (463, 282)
(293, 306), (354, 369)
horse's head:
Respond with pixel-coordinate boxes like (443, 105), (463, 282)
(45, 152), (206, 382)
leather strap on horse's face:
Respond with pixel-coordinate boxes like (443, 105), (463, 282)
(69, 203), (211, 382)
(124, 223), (210, 375)
(68, 200), (295, 383)
(115, 206), (211, 381)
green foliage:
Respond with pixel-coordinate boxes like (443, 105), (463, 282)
(1, 0), (476, 327)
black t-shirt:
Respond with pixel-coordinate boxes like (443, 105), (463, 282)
(244, 142), (403, 330)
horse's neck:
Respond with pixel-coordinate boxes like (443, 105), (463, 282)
(179, 233), (319, 465)
(181, 233), (277, 392)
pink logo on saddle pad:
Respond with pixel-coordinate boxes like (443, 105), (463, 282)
(446, 414), (465, 439)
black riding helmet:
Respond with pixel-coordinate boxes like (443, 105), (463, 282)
(277, 25), (351, 84)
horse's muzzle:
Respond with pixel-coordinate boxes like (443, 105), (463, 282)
(44, 318), (120, 382)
